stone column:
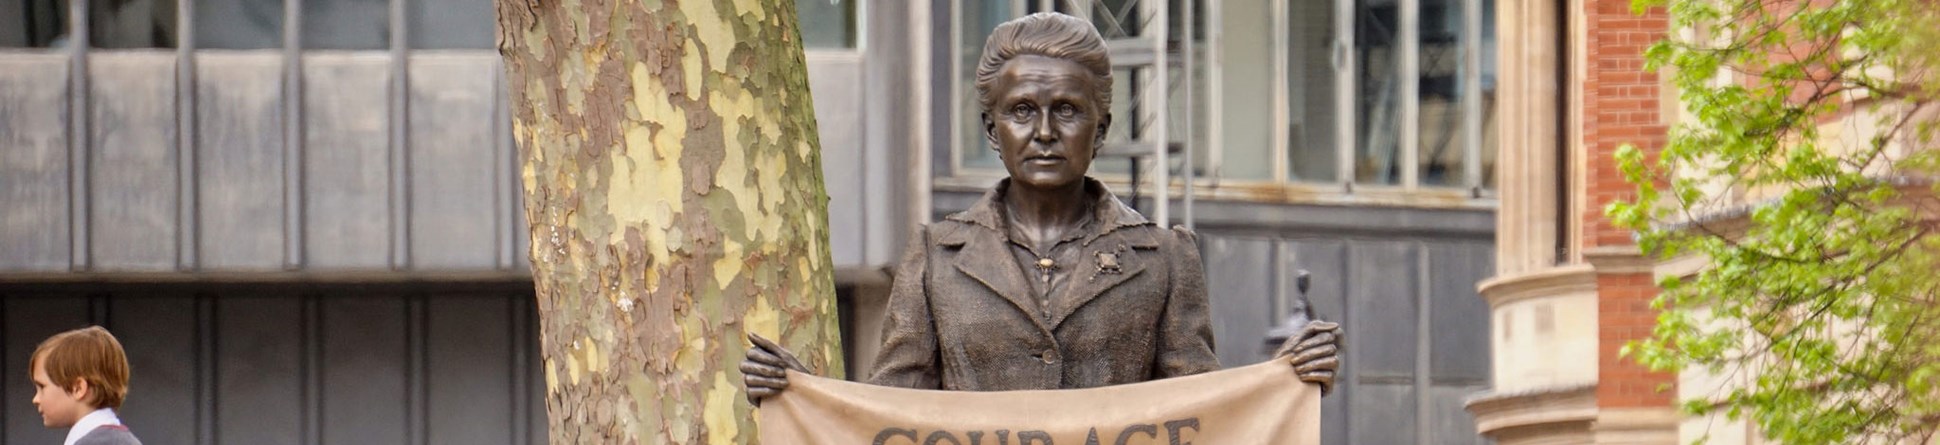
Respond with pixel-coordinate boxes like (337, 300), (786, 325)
(1491, 0), (1561, 278)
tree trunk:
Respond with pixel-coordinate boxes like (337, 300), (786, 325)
(494, 0), (843, 443)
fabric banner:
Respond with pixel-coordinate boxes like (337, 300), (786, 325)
(757, 359), (1320, 444)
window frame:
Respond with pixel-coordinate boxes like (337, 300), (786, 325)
(940, 0), (1498, 208)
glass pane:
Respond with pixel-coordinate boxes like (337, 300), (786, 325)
(197, 0), (283, 49)
(1217, 0), (1273, 181)
(1417, 0), (1464, 186)
(1481, 0), (1498, 188)
(798, 0), (857, 49)
(304, 0), (388, 49)
(1354, 0), (1401, 185)
(1108, 67), (1135, 146)
(1, 0), (68, 47)
(1288, 0), (1339, 182)
(1067, 0), (1139, 39)
(410, 0), (490, 48)
(90, 0), (179, 48)
(957, 0), (1020, 171)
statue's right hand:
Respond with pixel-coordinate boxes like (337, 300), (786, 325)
(742, 333), (809, 406)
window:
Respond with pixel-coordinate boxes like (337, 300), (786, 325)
(411, 0), (491, 49)
(798, 0), (859, 49)
(0, 0), (320, 49)
(1, 0), (67, 48)
(947, 0), (1499, 200)
(954, 0), (1022, 171)
(1287, 0), (1340, 182)
(196, 0), (283, 49)
(304, 0), (388, 49)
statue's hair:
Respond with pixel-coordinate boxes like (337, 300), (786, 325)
(975, 12), (1113, 113)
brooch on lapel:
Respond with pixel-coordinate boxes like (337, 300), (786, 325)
(1094, 246), (1125, 276)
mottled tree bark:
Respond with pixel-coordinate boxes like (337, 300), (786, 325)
(494, 0), (842, 443)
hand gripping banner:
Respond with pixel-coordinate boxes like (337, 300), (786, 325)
(757, 359), (1320, 444)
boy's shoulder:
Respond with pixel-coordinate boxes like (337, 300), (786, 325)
(74, 425), (142, 445)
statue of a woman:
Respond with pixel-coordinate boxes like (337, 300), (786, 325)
(745, 11), (1339, 401)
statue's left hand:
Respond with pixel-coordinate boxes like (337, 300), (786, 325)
(1274, 320), (1340, 396)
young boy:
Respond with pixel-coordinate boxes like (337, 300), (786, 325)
(30, 326), (141, 445)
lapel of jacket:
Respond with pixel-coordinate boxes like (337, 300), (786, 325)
(944, 226), (1054, 334)
(1046, 227), (1162, 330)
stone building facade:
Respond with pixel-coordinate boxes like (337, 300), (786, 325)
(1465, 0), (1681, 443)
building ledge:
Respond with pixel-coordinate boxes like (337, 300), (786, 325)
(1591, 407), (1681, 436)
(1467, 383), (1599, 439)
(1584, 246), (1653, 274)
(1478, 264), (1598, 308)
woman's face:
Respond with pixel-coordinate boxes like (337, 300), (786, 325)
(983, 55), (1111, 191)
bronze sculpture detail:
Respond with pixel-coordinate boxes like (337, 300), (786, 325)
(744, 11), (1340, 403)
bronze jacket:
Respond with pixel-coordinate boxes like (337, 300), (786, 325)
(867, 179), (1221, 391)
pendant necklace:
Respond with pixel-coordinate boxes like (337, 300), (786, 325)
(1034, 257), (1057, 284)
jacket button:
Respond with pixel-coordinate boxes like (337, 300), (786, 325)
(1041, 350), (1057, 364)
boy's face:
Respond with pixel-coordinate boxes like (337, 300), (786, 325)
(31, 357), (90, 428)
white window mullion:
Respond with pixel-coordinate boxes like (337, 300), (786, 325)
(1208, 0), (1226, 185)
(949, 0), (965, 177)
(1146, 0), (1170, 225)
(1400, 0), (1422, 190)
(1270, 0), (1290, 183)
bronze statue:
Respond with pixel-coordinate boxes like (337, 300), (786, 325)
(744, 11), (1340, 402)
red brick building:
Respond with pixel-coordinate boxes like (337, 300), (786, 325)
(1465, 0), (1681, 442)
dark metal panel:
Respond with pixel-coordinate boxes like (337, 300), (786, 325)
(1429, 241), (1493, 383)
(111, 296), (198, 445)
(512, 191), (531, 272)
(1431, 385), (1489, 445)
(1347, 240), (1419, 378)
(808, 55), (868, 268)
(301, 295), (322, 445)
(426, 296), (513, 445)
(302, 54), (393, 269)
(1276, 240), (1350, 444)
(4, 297), (89, 445)
(525, 297), (545, 445)
(196, 52), (288, 270)
(0, 55), (72, 271)
(406, 54), (497, 270)
(1200, 235), (1275, 367)
(507, 293), (533, 444)
(406, 296), (426, 445)
(216, 296), (304, 445)
(89, 52), (179, 271)
(195, 296), (215, 445)
(1319, 379), (1349, 445)
(321, 297), (407, 445)
(1349, 384), (1419, 444)
(1280, 240), (1347, 322)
